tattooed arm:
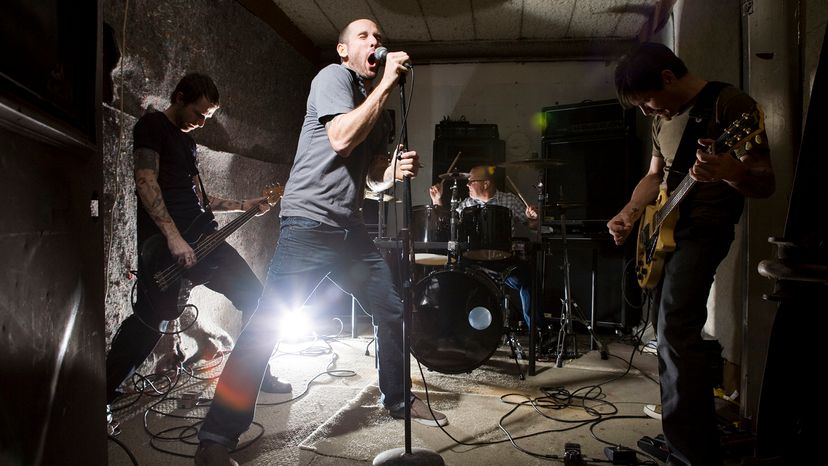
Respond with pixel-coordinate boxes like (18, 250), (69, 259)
(134, 147), (196, 268)
(202, 179), (272, 217)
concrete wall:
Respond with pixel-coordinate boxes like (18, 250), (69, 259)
(101, 0), (316, 378)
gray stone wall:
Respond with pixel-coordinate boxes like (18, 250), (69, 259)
(102, 0), (316, 379)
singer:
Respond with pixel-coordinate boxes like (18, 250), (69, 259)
(194, 18), (447, 465)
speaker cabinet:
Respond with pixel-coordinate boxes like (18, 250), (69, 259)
(432, 136), (505, 206)
(541, 100), (639, 221)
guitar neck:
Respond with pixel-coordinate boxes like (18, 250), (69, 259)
(194, 206), (261, 260)
(654, 173), (696, 230)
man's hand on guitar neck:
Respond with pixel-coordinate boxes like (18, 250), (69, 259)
(242, 196), (272, 217)
(690, 138), (740, 183)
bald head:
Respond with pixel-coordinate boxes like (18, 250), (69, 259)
(339, 19), (380, 45)
(469, 165), (496, 181)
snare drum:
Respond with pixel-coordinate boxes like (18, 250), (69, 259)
(411, 205), (450, 265)
(458, 204), (512, 261)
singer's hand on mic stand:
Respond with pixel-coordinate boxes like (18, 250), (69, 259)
(393, 144), (419, 180)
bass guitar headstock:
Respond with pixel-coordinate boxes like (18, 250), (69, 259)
(263, 183), (284, 207)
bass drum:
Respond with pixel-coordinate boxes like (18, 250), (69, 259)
(410, 269), (503, 374)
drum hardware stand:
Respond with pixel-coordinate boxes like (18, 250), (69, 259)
(499, 265), (526, 380)
(446, 172), (463, 269)
(528, 173), (548, 376)
(374, 67), (444, 466)
(551, 200), (608, 368)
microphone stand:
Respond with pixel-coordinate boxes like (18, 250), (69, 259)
(373, 67), (444, 466)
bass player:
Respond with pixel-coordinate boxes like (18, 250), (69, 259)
(106, 73), (291, 412)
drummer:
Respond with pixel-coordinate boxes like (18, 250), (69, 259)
(429, 165), (548, 344)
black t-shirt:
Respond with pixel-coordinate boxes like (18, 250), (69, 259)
(133, 111), (210, 244)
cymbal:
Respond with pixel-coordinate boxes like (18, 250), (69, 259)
(364, 190), (396, 202)
(438, 171), (470, 180)
(498, 158), (567, 168)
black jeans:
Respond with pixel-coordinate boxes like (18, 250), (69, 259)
(657, 225), (733, 466)
(198, 217), (407, 448)
(105, 241), (262, 403)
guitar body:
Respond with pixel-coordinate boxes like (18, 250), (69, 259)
(137, 183), (283, 318)
(138, 213), (215, 318)
(635, 188), (678, 289)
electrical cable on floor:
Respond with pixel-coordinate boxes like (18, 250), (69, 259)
(415, 334), (666, 463)
(108, 434), (139, 466)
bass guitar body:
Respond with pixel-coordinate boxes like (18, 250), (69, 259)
(138, 214), (215, 318)
(635, 188), (677, 289)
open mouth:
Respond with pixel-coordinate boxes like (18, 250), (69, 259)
(367, 52), (377, 66)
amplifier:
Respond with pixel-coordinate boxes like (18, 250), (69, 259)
(435, 119), (499, 139)
(542, 99), (628, 140)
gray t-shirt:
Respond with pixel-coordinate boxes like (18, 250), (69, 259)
(280, 63), (390, 227)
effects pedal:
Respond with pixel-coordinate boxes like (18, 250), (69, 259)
(177, 391), (199, 409)
(604, 445), (637, 465)
(564, 442), (585, 466)
(637, 434), (669, 461)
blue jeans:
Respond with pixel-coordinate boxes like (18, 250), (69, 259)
(467, 258), (538, 329)
(198, 217), (407, 448)
(657, 225), (733, 466)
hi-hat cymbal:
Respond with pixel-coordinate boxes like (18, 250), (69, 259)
(438, 171), (470, 180)
(364, 190), (396, 202)
(498, 158), (567, 168)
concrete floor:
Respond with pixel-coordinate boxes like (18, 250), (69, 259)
(107, 321), (674, 465)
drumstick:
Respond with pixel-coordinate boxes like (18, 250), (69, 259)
(506, 175), (529, 208)
(445, 151), (462, 175)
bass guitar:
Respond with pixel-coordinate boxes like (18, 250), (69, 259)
(139, 184), (283, 310)
(635, 109), (765, 289)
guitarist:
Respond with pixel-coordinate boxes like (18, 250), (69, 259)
(607, 43), (775, 466)
(106, 73), (291, 409)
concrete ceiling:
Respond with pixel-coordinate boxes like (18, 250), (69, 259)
(239, 0), (674, 64)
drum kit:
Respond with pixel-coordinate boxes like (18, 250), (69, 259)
(369, 156), (607, 377)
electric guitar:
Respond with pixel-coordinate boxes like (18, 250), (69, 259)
(635, 109), (765, 289)
(139, 184), (283, 309)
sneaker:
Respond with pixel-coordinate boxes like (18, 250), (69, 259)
(260, 375), (292, 394)
(390, 397), (449, 427)
(194, 441), (238, 466)
(643, 403), (662, 420)
(106, 404), (120, 437)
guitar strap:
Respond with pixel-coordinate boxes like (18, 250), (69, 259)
(665, 81), (730, 193)
(196, 171), (212, 215)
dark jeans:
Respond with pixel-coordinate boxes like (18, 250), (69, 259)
(657, 226), (733, 466)
(105, 241), (262, 403)
(198, 217), (407, 448)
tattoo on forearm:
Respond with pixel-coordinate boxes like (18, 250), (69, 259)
(136, 174), (173, 227)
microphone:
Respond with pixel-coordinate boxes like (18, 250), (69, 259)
(373, 47), (412, 68)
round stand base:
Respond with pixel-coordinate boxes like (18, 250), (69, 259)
(373, 447), (445, 466)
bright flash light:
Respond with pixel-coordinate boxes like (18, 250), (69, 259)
(278, 308), (314, 342)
